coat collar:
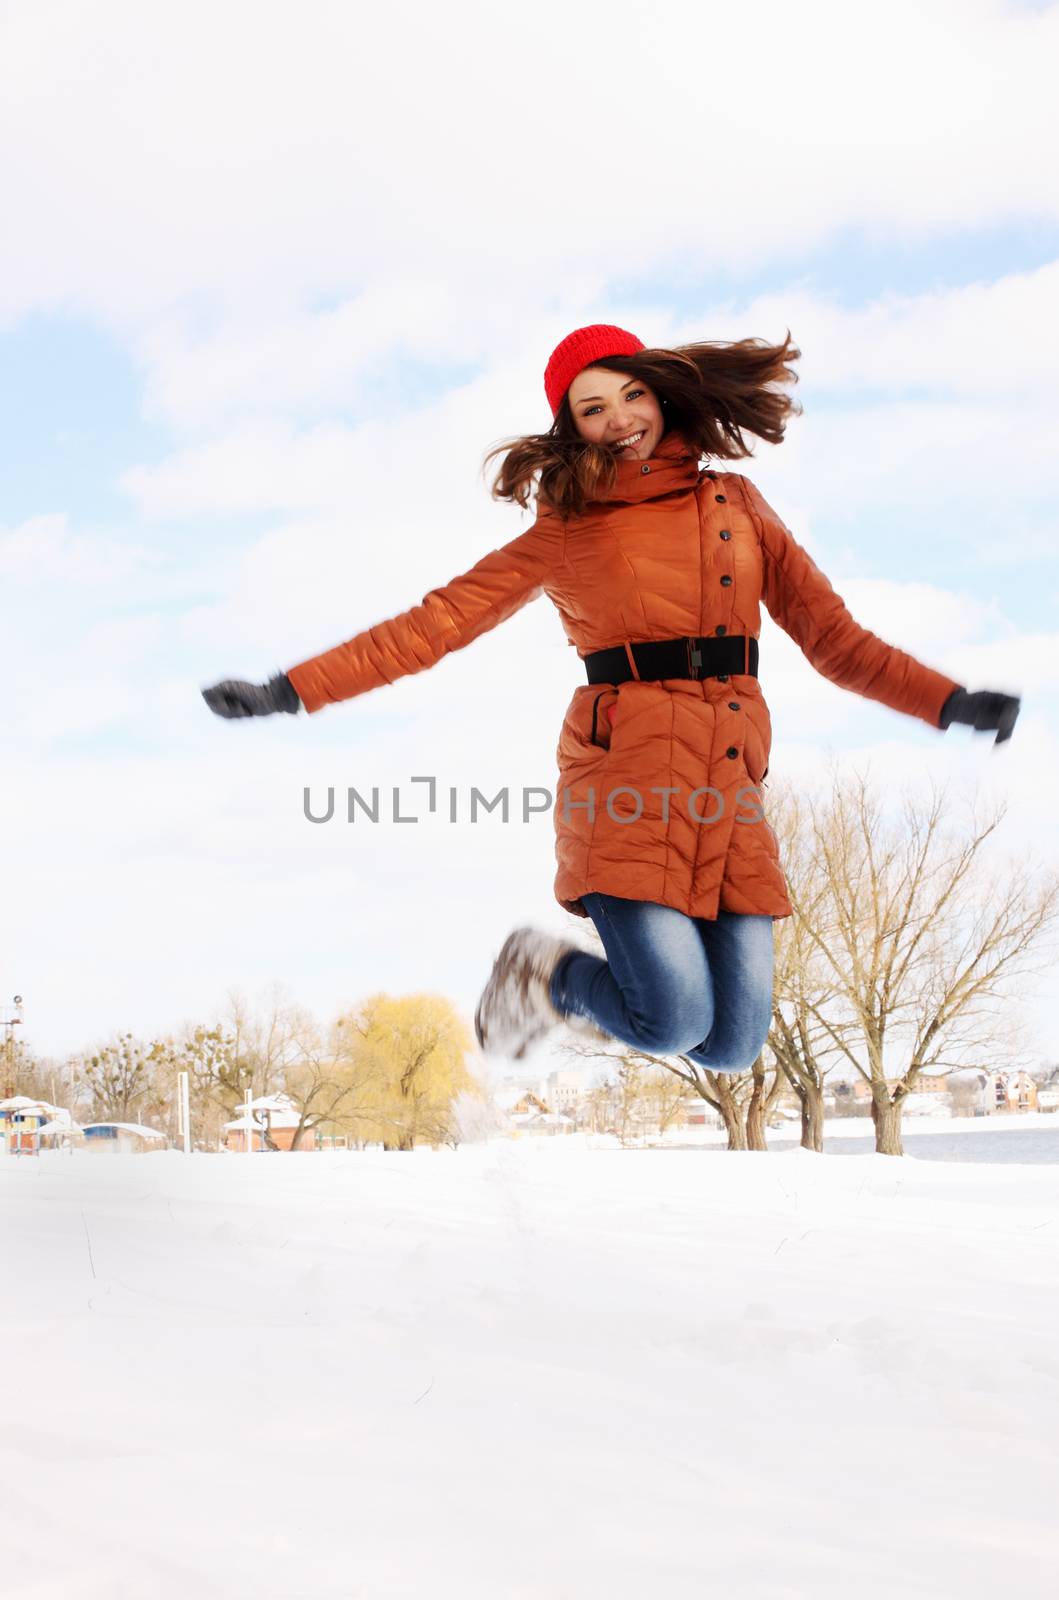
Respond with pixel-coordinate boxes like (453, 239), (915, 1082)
(588, 426), (704, 507)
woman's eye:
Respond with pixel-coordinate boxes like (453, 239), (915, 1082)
(584, 389), (644, 417)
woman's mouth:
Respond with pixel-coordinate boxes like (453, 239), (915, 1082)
(611, 430), (645, 453)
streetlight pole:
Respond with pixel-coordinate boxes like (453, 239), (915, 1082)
(1, 995), (24, 1098)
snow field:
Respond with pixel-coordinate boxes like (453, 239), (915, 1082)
(1, 1137), (1057, 1599)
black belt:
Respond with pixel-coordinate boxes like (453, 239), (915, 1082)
(582, 635), (759, 685)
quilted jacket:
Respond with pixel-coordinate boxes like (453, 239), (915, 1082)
(285, 428), (962, 921)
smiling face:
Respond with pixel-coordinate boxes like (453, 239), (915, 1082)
(566, 366), (665, 462)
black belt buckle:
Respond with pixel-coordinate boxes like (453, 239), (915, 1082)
(687, 638), (703, 680)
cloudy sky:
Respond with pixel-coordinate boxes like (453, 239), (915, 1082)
(3, 0), (1057, 1069)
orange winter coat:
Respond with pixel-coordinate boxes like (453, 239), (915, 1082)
(285, 429), (961, 922)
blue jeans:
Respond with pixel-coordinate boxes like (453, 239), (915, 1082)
(548, 893), (774, 1074)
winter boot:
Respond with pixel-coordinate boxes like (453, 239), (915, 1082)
(474, 927), (609, 1061)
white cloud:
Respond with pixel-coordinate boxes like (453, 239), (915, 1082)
(135, 278), (505, 432)
(0, 514), (156, 585)
(697, 392), (1058, 587)
(1, 1), (1057, 330)
(719, 262), (1059, 398)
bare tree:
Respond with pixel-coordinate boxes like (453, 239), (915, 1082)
(74, 1032), (167, 1125)
(788, 762), (1059, 1155)
(150, 1024), (242, 1147)
(217, 984), (301, 1110)
(282, 1005), (386, 1149)
(766, 784), (862, 1150)
(141, 987), (306, 1147)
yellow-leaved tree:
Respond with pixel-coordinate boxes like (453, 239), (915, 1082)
(337, 992), (482, 1151)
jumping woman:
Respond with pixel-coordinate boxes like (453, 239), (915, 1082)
(202, 324), (1021, 1067)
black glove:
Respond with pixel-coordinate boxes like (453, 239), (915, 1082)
(201, 671), (301, 719)
(938, 687), (1020, 745)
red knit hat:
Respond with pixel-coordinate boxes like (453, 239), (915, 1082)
(544, 324), (645, 418)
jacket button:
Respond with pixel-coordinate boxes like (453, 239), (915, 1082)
(715, 624), (727, 635)
(720, 575), (733, 587)
(726, 746), (738, 759)
(728, 701), (740, 710)
(716, 673), (729, 682)
(719, 529), (731, 540)
(641, 464), (650, 474)
(716, 495), (727, 503)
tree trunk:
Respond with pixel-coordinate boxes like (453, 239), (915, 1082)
(871, 1094), (904, 1156)
(745, 1098), (766, 1151)
(745, 1056), (769, 1151)
(800, 1086), (824, 1153)
(722, 1105), (747, 1150)
(710, 1077), (748, 1151)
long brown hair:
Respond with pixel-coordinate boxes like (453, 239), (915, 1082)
(483, 332), (802, 520)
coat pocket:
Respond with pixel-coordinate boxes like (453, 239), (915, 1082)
(557, 686), (619, 771)
(589, 688), (620, 751)
(742, 698), (773, 784)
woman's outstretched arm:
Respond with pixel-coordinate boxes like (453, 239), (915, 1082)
(202, 513), (563, 719)
(287, 518), (561, 713)
(740, 475), (966, 730)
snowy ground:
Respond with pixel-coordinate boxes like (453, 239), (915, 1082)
(3, 1137), (1058, 1599)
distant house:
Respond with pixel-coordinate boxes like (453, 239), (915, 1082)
(82, 1122), (167, 1153)
(1002, 1072), (1038, 1112)
(0, 1096), (84, 1154)
(0, 1095), (50, 1155)
(492, 1085), (574, 1137)
(494, 1087), (550, 1117)
(1038, 1068), (1059, 1114)
(948, 1070), (1039, 1116)
(222, 1093), (305, 1152)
